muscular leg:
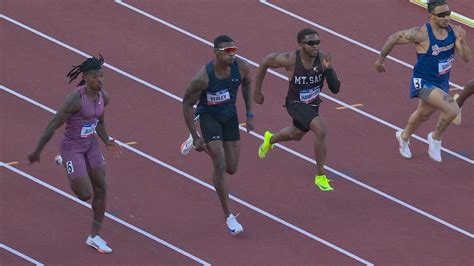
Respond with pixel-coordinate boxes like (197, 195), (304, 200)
(309, 116), (327, 176)
(223, 141), (240, 175)
(401, 100), (437, 141)
(207, 140), (231, 218)
(424, 89), (460, 140)
(88, 167), (107, 237)
(270, 126), (306, 144)
(69, 176), (94, 201)
(456, 79), (474, 108)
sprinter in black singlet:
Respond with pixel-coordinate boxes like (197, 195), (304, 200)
(182, 35), (254, 235)
(254, 28), (341, 191)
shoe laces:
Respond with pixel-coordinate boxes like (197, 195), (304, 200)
(93, 235), (107, 244)
(227, 213), (240, 224)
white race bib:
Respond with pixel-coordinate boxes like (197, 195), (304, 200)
(207, 89), (231, 105)
(80, 120), (98, 138)
(299, 87), (321, 104)
(438, 57), (454, 75)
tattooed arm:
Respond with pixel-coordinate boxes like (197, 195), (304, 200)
(375, 26), (427, 72)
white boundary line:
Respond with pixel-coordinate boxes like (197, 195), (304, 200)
(0, 162), (211, 266)
(0, 243), (44, 266)
(259, 0), (465, 90)
(1, 12), (472, 237)
(0, 86), (373, 265)
(110, 2), (473, 164)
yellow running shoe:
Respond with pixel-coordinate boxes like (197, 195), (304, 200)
(315, 175), (334, 191)
(258, 131), (274, 159)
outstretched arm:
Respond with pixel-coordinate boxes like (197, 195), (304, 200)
(28, 92), (81, 163)
(375, 26), (426, 72)
(182, 67), (208, 151)
(254, 52), (292, 104)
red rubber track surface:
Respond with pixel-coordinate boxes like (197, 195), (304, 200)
(1, 1), (473, 265)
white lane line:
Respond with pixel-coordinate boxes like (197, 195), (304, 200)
(0, 87), (373, 265)
(0, 243), (44, 266)
(259, 0), (465, 90)
(0, 162), (211, 266)
(1, 13), (472, 237)
(109, 2), (472, 164)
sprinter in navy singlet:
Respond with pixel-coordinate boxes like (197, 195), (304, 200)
(182, 35), (254, 235)
(254, 28), (341, 191)
(375, 0), (471, 162)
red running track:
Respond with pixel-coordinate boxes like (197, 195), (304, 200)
(1, 1), (473, 265)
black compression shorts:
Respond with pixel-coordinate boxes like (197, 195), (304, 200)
(199, 113), (240, 143)
(285, 101), (320, 132)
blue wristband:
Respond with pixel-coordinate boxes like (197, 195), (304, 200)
(246, 112), (254, 118)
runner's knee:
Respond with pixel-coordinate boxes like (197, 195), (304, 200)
(445, 105), (460, 120)
(314, 128), (327, 140)
(76, 190), (93, 201)
(70, 178), (93, 201)
(225, 165), (238, 175)
(418, 112), (431, 122)
(93, 182), (107, 196)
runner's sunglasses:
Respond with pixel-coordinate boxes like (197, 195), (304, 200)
(301, 40), (321, 46)
(434, 10), (451, 17)
(216, 46), (238, 53)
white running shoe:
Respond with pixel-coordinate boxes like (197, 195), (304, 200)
(180, 133), (195, 155)
(427, 132), (442, 162)
(396, 131), (412, 159)
(226, 214), (243, 236)
(180, 131), (201, 155)
(54, 155), (63, 166)
(86, 235), (112, 253)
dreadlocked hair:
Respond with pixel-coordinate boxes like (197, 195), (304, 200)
(67, 54), (105, 86)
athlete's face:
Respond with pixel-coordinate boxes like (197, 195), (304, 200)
(84, 69), (104, 91)
(429, 5), (451, 29)
(299, 34), (320, 57)
(214, 41), (238, 65)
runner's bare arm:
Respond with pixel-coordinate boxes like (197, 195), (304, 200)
(238, 59), (255, 132)
(452, 25), (471, 62)
(95, 90), (112, 145)
(375, 26), (427, 72)
(182, 67), (208, 139)
(28, 92), (81, 162)
(254, 52), (292, 104)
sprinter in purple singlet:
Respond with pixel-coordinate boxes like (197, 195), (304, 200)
(28, 55), (121, 253)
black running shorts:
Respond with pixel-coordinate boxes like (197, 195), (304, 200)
(199, 113), (240, 143)
(286, 101), (320, 132)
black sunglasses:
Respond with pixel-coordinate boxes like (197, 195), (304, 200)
(434, 10), (451, 17)
(301, 40), (320, 46)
